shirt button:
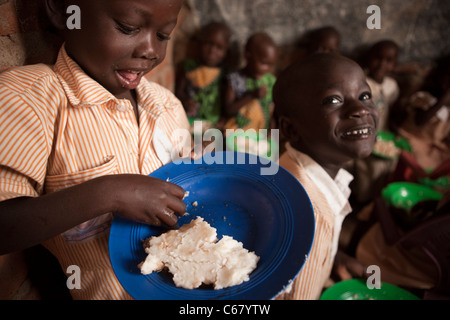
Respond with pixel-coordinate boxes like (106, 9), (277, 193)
(117, 104), (127, 112)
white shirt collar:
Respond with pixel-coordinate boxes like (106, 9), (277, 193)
(286, 143), (353, 212)
(286, 143), (354, 257)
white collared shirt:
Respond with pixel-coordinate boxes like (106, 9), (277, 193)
(286, 143), (354, 259)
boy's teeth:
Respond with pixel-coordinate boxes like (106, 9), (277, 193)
(345, 128), (369, 136)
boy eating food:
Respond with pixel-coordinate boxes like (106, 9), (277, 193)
(0, 0), (189, 300)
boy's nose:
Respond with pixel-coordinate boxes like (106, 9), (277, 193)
(346, 100), (371, 118)
(134, 34), (159, 60)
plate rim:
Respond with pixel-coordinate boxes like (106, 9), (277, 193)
(109, 151), (315, 300)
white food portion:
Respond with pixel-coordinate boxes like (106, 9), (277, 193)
(138, 217), (259, 290)
(373, 139), (401, 158)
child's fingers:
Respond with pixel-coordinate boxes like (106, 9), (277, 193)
(158, 208), (179, 227)
(166, 181), (186, 200)
(168, 195), (187, 217)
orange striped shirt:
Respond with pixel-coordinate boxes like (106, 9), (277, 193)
(276, 144), (352, 300)
(0, 45), (190, 300)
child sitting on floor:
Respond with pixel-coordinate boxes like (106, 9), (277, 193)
(395, 54), (450, 171)
(222, 32), (279, 131)
(286, 26), (342, 68)
(273, 53), (377, 299)
(175, 21), (232, 130)
(0, 0), (190, 300)
(364, 40), (400, 132)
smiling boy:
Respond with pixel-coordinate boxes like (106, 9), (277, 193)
(0, 0), (189, 299)
(274, 53), (378, 299)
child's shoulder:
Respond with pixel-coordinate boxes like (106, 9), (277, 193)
(139, 77), (181, 108)
(0, 63), (58, 93)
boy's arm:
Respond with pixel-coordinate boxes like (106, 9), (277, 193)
(174, 63), (198, 117)
(414, 88), (450, 126)
(0, 174), (186, 255)
(222, 81), (266, 118)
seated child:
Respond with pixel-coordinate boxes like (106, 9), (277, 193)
(305, 25), (342, 55)
(0, 0), (190, 300)
(175, 21), (232, 129)
(364, 40), (400, 132)
(355, 56), (450, 294)
(273, 53), (377, 299)
(223, 32), (279, 131)
(286, 26), (342, 67)
(395, 54), (450, 171)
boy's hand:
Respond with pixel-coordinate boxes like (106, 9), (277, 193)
(252, 85), (267, 99)
(110, 175), (186, 227)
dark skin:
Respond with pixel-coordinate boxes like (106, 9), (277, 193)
(276, 54), (378, 178)
(274, 54), (378, 280)
(307, 28), (341, 55)
(0, 0), (187, 255)
(366, 41), (399, 84)
(223, 33), (278, 118)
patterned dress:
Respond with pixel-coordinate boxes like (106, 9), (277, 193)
(184, 58), (224, 125)
(224, 71), (276, 131)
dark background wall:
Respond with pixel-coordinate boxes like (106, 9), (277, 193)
(187, 0), (450, 64)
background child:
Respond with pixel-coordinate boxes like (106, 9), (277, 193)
(175, 21), (231, 129)
(357, 55), (450, 291)
(285, 26), (342, 68)
(305, 26), (342, 55)
(273, 53), (377, 299)
(0, 0), (189, 300)
(346, 40), (401, 212)
(395, 54), (450, 171)
(364, 40), (400, 132)
(223, 32), (279, 131)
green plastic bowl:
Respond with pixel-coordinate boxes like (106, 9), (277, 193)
(382, 182), (442, 211)
(320, 279), (420, 300)
(372, 131), (412, 159)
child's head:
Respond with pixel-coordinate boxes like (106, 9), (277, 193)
(243, 32), (279, 80)
(197, 21), (231, 68)
(306, 26), (341, 55)
(274, 53), (378, 171)
(45, 0), (184, 100)
(366, 40), (399, 84)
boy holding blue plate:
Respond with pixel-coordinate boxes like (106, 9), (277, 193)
(273, 53), (377, 299)
(0, 0), (190, 300)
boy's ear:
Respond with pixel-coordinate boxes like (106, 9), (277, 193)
(278, 115), (300, 143)
(44, 0), (67, 31)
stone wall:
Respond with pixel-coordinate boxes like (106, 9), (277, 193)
(186, 0), (450, 65)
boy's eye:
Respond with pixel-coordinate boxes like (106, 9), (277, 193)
(157, 32), (172, 41)
(116, 21), (139, 35)
(360, 92), (372, 101)
(322, 96), (342, 105)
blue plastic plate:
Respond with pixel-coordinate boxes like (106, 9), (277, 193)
(109, 152), (315, 300)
